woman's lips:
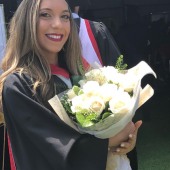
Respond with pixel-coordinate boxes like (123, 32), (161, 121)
(46, 34), (63, 42)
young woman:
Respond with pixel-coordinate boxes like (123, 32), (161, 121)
(0, 0), (141, 169)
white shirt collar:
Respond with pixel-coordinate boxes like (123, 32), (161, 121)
(72, 13), (79, 19)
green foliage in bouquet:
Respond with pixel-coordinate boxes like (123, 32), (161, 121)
(70, 61), (91, 87)
(60, 88), (114, 128)
(77, 61), (86, 78)
(60, 94), (72, 114)
(115, 55), (128, 72)
(70, 75), (83, 87)
(128, 91), (133, 97)
(76, 110), (100, 128)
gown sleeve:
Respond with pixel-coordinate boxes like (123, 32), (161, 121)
(2, 73), (109, 170)
(90, 21), (121, 66)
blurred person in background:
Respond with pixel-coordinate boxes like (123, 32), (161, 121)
(68, 0), (121, 68)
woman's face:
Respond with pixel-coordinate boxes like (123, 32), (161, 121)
(38, 0), (70, 59)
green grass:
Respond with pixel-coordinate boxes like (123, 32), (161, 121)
(134, 92), (170, 170)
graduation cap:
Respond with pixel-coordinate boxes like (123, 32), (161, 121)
(66, 0), (91, 7)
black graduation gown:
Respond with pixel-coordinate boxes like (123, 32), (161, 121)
(74, 18), (121, 66)
(2, 72), (108, 170)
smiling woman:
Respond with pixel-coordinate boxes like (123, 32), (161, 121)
(0, 0), (109, 170)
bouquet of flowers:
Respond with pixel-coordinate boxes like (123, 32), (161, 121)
(49, 56), (156, 170)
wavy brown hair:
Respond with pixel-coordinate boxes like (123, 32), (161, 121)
(0, 0), (82, 108)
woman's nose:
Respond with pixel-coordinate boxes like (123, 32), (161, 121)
(51, 17), (62, 29)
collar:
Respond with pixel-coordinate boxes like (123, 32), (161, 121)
(72, 13), (79, 19)
(50, 63), (69, 79)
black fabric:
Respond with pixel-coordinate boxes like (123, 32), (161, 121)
(74, 18), (121, 66)
(2, 72), (108, 170)
(66, 0), (90, 6)
(0, 125), (11, 170)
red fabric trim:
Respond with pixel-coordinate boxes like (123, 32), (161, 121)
(7, 134), (16, 170)
(84, 19), (103, 66)
(82, 57), (91, 71)
(50, 63), (69, 78)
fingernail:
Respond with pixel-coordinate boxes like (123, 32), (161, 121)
(117, 149), (120, 152)
(121, 144), (125, 147)
(129, 134), (133, 138)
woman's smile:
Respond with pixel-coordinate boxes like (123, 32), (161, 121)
(46, 33), (64, 42)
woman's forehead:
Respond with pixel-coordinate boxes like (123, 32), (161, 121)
(40, 0), (69, 10)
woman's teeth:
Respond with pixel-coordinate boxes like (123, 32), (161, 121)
(47, 35), (62, 39)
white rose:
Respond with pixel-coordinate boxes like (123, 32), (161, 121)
(109, 91), (132, 114)
(101, 66), (117, 82)
(94, 83), (118, 103)
(85, 69), (107, 85)
(88, 96), (105, 115)
(83, 81), (100, 95)
(101, 66), (126, 85)
(67, 89), (77, 100)
(120, 73), (137, 92)
(71, 95), (89, 113)
(78, 80), (86, 88)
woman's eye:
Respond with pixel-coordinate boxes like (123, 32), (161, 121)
(40, 13), (50, 17)
(61, 15), (70, 20)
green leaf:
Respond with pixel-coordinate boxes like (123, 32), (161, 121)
(77, 61), (86, 78)
(128, 91), (133, 97)
(115, 55), (128, 72)
(76, 113), (86, 126)
(108, 80), (113, 84)
(105, 101), (110, 111)
(65, 105), (73, 114)
(82, 120), (95, 128)
(73, 86), (80, 96)
(102, 112), (113, 120)
(78, 89), (84, 95)
(86, 113), (99, 121)
(71, 75), (83, 87)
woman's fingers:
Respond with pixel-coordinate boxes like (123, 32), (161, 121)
(112, 121), (142, 155)
(128, 134), (137, 143)
(112, 147), (129, 155)
(133, 120), (142, 136)
(119, 141), (131, 149)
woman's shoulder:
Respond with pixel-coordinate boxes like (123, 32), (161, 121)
(3, 72), (33, 96)
(5, 72), (32, 86)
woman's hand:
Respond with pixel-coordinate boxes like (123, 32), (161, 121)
(112, 120), (142, 155)
(108, 121), (135, 148)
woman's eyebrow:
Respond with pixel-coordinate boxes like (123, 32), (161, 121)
(39, 9), (69, 13)
(63, 10), (70, 13)
(39, 8), (52, 11)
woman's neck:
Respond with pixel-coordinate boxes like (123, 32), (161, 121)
(47, 53), (58, 65)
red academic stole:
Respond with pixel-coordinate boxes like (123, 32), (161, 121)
(7, 134), (16, 170)
(79, 18), (103, 70)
